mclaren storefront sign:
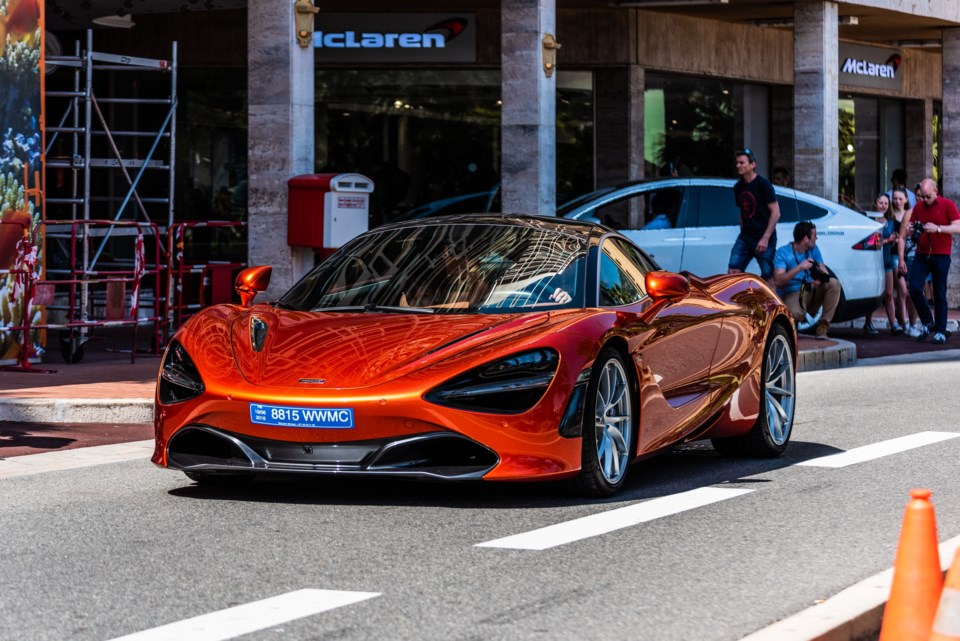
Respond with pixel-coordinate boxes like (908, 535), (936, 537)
(839, 43), (902, 91)
(314, 13), (476, 63)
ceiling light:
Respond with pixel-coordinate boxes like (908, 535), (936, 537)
(92, 13), (136, 28)
(613, 0), (729, 7)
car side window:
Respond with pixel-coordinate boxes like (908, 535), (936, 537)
(696, 186), (742, 227)
(599, 238), (649, 307)
(777, 195), (800, 223)
(795, 198), (828, 220)
(587, 187), (685, 232)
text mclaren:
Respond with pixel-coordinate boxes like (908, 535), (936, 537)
(313, 31), (445, 48)
(841, 58), (896, 78)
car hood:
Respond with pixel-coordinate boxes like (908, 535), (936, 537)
(229, 308), (548, 389)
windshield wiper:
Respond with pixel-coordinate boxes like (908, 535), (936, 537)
(310, 305), (368, 312)
(365, 304), (436, 314)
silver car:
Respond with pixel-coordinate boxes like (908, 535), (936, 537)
(559, 177), (884, 322)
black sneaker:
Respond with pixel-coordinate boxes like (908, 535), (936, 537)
(916, 326), (931, 342)
(933, 332), (947, 345)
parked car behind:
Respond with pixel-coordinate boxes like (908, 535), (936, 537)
(559, 177), (883, 322)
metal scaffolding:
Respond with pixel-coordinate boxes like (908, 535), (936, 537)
(43, 31), (177, 362)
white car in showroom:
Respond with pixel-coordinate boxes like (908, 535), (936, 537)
(559, 177), (884, 322)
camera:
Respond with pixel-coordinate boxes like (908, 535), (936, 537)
(809, 260), (831, 284)
(910, 220), (924, 245)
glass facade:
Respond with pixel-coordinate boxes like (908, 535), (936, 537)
(644, 73), (769, 179)
(315, 69), (594, 226)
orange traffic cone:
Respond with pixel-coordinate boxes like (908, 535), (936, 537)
(879, 489), (943, 641)
(930, 548), (960, 641)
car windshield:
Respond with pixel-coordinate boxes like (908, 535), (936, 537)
(278, 222), (587, 314)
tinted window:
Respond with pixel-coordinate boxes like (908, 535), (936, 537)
(777, 195), (800, 223)
(577, 187), (686, 232)
(796, 198), (828, 220)
(599, 238), (649, 306)
(696, 186), (741, 227)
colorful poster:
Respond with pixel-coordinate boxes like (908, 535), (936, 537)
(0, 0), (42, 364)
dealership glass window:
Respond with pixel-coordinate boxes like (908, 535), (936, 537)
(315, 69), (594, 227)
(644, 74), (769, 178)
(839, 95), (906, 211)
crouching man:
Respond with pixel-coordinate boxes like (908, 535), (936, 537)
(773, 221), (841, 340)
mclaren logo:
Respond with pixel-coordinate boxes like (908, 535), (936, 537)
(313, 18), (468, 49)
(841, 54), (901, 79)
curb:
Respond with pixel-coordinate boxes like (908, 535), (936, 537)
(797, 338), (857, 373)
(738, 535), (960, 641)
(0, 399), (153, 424)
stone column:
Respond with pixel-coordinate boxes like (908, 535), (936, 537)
(594, 66), (644, 227)
(793, 0), (838, 201)
(501, 0), (556, 215)
(942, 29), (960, 307)
(905, 98), (934, 189)
(247, 0), (315, 297)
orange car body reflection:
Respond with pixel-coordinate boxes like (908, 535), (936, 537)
(153, 273), (795, 482)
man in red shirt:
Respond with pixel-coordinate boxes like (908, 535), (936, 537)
(898, 178), (960, 344)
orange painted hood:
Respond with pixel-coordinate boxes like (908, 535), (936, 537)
(229, 308), (548, 389)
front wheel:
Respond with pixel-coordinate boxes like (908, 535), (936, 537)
(571, 346), (636, 497)
(712, 324), (796, 457)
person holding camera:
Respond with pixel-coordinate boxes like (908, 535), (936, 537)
(897, 178), (960, 344)
(773, 221), (841, 339)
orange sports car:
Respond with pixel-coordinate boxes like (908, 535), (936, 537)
(153, 214), (797, 496)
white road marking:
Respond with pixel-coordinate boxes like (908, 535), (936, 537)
(797, 431), (960, 469)
(476, 486), (753, 550)
(106, 589), (380, 641)
(0, 440), (154, 480)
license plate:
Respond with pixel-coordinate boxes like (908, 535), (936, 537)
(249, 403), (355, 429)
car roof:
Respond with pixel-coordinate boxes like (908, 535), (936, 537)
(558, 176), (867, 220)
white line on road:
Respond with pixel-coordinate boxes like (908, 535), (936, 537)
(0, 440), (154, 480)
(476, 486), (753, 550)
(797, 431), (960, 469)
(106, 589), (380, 641)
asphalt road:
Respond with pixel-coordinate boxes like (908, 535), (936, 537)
(2, 355), (960, 641)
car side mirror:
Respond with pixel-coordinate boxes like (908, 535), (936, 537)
(235, 266), (272, 307)
(646, 270), (690, 300)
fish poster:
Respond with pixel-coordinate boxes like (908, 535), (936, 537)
(0, 0), (43, 364)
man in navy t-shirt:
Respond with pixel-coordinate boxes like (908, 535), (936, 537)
(728, 148), (780, 286)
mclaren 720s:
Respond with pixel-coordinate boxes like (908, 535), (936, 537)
(153, 214), (798, 496)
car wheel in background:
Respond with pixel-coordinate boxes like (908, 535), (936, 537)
(712, 324), (796, 457)
(571, 346), (636, 497)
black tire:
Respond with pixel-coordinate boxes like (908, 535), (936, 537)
(570, 346), (637, 497)
(184, 471), (255, 486)
(711, 324), (796, 457)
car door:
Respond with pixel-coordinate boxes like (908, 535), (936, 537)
(598, 237), (722, 455)
(614, 184), (691, 271)
(677, 184), (743, 277)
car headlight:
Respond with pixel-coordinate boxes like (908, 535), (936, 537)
(159, 340), (205, 404)
(426, 349), (559, 414)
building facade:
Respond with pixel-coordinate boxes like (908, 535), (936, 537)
(45, 1), (960, 302)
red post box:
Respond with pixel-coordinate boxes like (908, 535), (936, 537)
(287, 173), (374, 249)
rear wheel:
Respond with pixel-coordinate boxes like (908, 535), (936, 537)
(571, 347), (636, 497)
(712, 324), (796, 457)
